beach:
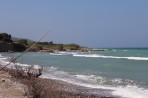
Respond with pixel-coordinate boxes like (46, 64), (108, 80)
(33, 78), (115, 98)
(0, 67), (115, 98)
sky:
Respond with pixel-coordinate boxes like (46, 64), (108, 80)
(0, 0), (148, 48)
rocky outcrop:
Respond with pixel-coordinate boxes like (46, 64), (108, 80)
(27, 46), (41, 52)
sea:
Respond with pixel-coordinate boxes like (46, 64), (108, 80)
(0, 48), (148, 98)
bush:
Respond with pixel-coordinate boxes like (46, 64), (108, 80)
(64, 44), (80, 50)
(0, 33), (12, 43)
(17, 39), (28, 45)
(13, 43), (26, 52)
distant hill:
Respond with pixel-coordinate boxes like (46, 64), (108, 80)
(11, 37), (34, 43)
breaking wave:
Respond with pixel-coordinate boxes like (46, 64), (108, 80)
(41, 66), (148, 98)
(49, 51), (79, 56)
(73, 54), (148, 61)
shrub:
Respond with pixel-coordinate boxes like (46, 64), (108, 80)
(13, 43), (26, 52)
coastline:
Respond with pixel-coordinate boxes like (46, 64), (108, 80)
(2, 50), (148, 98)
(33, 78), (116, 98)
(0, 67), (116, 98)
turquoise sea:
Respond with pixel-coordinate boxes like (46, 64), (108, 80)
(1, 48), (148, 98)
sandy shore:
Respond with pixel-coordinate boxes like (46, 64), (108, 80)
(0, 68), (117, 98)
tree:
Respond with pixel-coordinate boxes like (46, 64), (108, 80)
(0, 33), (12, 43)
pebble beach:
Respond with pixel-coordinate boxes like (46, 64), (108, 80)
(0, 67), (115, 98)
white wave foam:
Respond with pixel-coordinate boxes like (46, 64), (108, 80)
(123, 50), (128, 51)
(113, 50), (117, 52)
(40, 67), (148, 98)
(44, 74), (148, 98)
(126, 57), (148, 60)
(49, 53), (68, 56)
(75, 83), (148, 98)
(74, 75), (137, 86)
(73, 54), (148, 61)
(49, 52), (79, 56)
(75, 75), (103, 81)
(0, 53), (42, 70)
(112, 85), (148, 98)
(74, 75), (141, 98)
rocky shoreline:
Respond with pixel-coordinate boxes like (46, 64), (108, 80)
(0, 67), (116, 98)
(32, 78), (115, 98)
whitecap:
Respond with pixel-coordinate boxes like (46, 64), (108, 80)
(73, 54), (148, 61)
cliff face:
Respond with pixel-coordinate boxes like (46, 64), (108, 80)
(0, 42), (13, 52)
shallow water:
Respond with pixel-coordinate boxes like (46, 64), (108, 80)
(1, 48), (148, 98)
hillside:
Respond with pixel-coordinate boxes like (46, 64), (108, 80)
(0, 33), (83, 52)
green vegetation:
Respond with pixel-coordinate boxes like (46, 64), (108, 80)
(0, 33), (82, 52)
(31, 43), (80, 51)
(63, 44), (80, 50)
(0, 33), (12, 43)
(13, 43), (26, 52)
(0, 33), (26, 52)
(16, 39), (28, 45)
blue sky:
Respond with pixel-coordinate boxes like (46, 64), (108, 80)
(0, 0), (148, 48)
